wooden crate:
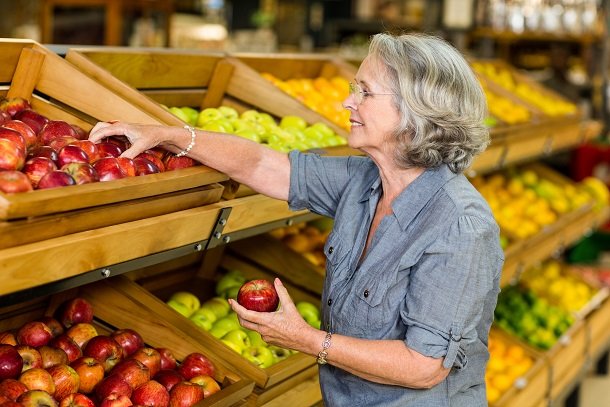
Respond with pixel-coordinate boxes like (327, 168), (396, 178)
(585, 296), (610, 360)
(547, 320), (587, 401)
(0, 39), (228, 223)
(112, 253), (320, 393)
(0, 278), (254, 406)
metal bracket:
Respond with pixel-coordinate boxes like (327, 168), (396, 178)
(205, 207), (233, 250)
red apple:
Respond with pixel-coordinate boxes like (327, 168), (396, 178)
(17, 321), (53, 347)
(59, 392), (95, 407)
(176, 353), (215, 380)
(110, 329), (144, 358)
(14, 109), (49, 134)
(47, 364), (80, 401)
(49, 334), (82, 363)
(0, 126), (26, 149)
(138, 151), (165, 172)
(36, 317), (64, 338)
(156, 348), (177, 371)
(0, 110), (11, 124)
(92, 157), (126, 181)
(0, 138), (25, 171)
(237, 279), (279, 312)
(70, 140), (100, 163)
(131, 380), (169, 407)
(38, 346), (68, 369)
(49, 136), (79, 153)
(163, 155), (196, 171)
(2, 120), (37, 149)
(99, 393), (133, 407)
(61, 162), (99, 185)
(19, 368), (55, 394)
(105, 137), (130, 153)
(0, 97), (31, 118)
(0, 378), (28, 401)
(57, 145), (89, 167)
(133, 156), (160, 176)
(23, 157), (57, 189)
(0, 345), (23, 379)
(189, 374), (221, 398)
(27, 145), (59, 164)
(66, 323), (98, 349)
(83, 335), (123, 372)
(116, 157), (136, 177)
(15, 346), (42, 372)
(0, 170), (33, 194)
(0, 332), (17, 346)
(70, 357), (104, 394)
(168, 381), (204, 407)
(129, 347), (161, 377)
(39, 120), (78, 146)
(109, 359), (149, 390)
(153, 370), (183, 392)
(17, 389), (58, 407)
(97, 142), (123, 159)
(57, 298), (94, 329)
(71, 125), (88, 140)
(94, 374), (132, 401)
(38, 170), (76, 189)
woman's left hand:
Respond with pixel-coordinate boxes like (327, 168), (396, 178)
(229, 278), (316, 352)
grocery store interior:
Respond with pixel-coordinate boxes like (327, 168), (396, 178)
(2, 0), (610, 406)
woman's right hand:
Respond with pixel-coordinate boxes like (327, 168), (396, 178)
(88, 121), (168, 159)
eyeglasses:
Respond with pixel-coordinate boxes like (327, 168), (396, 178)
(348, 82), (396, 105)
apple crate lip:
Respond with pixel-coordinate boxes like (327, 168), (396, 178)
(237, 279), (280, 313)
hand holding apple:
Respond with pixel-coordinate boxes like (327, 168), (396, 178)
(236, 279), (279, 312)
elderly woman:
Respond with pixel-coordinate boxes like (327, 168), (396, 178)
(90, 33), (503, 406)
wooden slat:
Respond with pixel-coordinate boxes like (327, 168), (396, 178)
(6, 48), (45, 99)
(0, 39), (35, 82)
(201, 59), (235, 109)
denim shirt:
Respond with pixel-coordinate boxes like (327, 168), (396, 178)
(287, 151), (504, 407)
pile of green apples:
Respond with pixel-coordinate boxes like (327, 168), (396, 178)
(168, 105), (346, 152)
(165, 270), (321, 369)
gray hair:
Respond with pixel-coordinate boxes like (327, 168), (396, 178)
(369, 33), (489, 173)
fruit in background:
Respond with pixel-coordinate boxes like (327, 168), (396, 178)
(0, 138), (25, 171)
(0, 170), (33, 193)
(296, 301), (321, 327)
(189, 374), (221, 398)
(23, 157), (57, 188)
(96, 142), (123, 158)
(58, 392), (95, 407)
(0, 345), (24, 379)
(209, 314), (240, 339)
(280, 115), (308, 131)
(215, 270), (246, 298)
(38, 170), (76, 189)
(200, 297), (230, 319)
(221, 330), (250, 354)
(168, 381), (204, 407)
(49, 334), (82, 363)
(109, 358), (150, 389)
(2, 120), (37, 148)
(218, 106), (238, 119)
(138, 151), (165, 172)
(269, 346), (290, 363)
(0, 331), (17, 345)
(237, 279), (279, 312)
(168, 292), (200, 315)
(156, 348), (176, 371)
(39, 120), (78, 146)
(0, 97), (31, 118)
(16, 346), (43, 372)
(166, 300), (193, 318)
(110, 329), (144, 358)
(82, 335), (123, 372)
(17, 389), (58, 407)
(14, 109), (48, 134)
(47, 364), (80, 401)
(129, 347), (161, 377)
(66, 323), (98, 349)
(189, 307), (217, 331)
(27, 145), (59, 164)
(70, 124), (88, 140)
(132, 380), (170, 406)
(49, 136), (79, 153)
(16, 321), (53, 347)
(196, 108), (224, 126)
(99, 393), (132, 407)
(242, 346), (274, 368)
(115, 157), (135, 177)
(61, 162), (99, 185)
(133, 156), (161, 176)
(0, 110), (10, 124)
(0, 126), (26, 149)
(245, 330), (265, 347)
(36, 317), (64, 338)
(70, 357), (104, 394)
(70, 140), (100, 164)
(93, 157), (126, 182)
(0, 378), (28, 401)
(95, 374), (133, 400)
(176, 353), (215, 380)
(153, 369), (183, 392)
(19, 368), (55, 394)
(164, 155), (196, 171)
(169, 107), (192, 125)
(39, 346), (69, 369)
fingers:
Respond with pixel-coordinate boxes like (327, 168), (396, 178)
(88, 121), (123, 143)
(274, 278), (295, 311)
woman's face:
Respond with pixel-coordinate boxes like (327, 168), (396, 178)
(344, 56), (401, 155)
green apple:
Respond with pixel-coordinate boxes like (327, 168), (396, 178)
(201, 119), (233, 133)
(269, 345), (291, 363)
(242, 346), (274, 368)
(280, 115), (307, 130)
(222, 329), (250, 353)
(211, 314), (241, 336)
(229, 118), (253, 132)
(296, 301), (320, 324)
(225, 285), (241, 300)
(166, 300), (193, 318)
(258, 112), (276, 128)
(235, 128), (262, 143)
(169, 292), (200, 313)
(215, 270), (246, 297)
(201, 297), (230, 319)
(180, 106), (200, 126)
(197, 108), (223, 127)
(245, 329), (266, 347)
(240, 110), (262, 123)
(221, 339), (242, 353)
(218, 106), (239, 119)
(189, 307), (217, 331)
(303, 126), (325, 141)
(169, 107), (191, 123)
(309, 122), (335, 139)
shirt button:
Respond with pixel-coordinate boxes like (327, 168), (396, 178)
(327, 298), (332, 306)
(363, 290), (369, 298)
(328, 246), (334, 254)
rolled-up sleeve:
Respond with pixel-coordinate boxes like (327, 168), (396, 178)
(401, 215), (503, 369)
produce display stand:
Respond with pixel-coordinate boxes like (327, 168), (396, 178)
(0, 278), (255, 406)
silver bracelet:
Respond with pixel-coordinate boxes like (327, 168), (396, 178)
(176, 125), (196, 157)
(317, 331), (332, 365)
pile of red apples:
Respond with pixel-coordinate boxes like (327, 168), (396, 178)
(0, 297), (221, 407)
(0, 97), (198, 194)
